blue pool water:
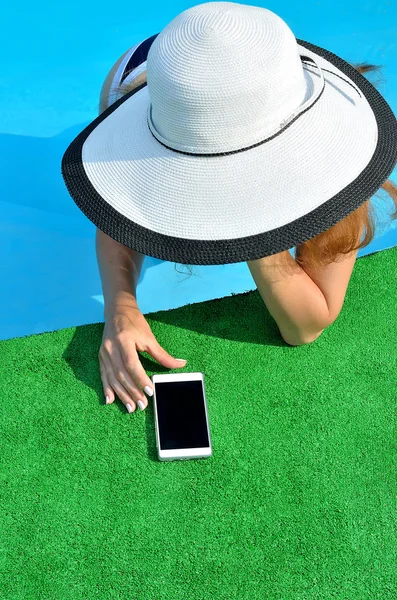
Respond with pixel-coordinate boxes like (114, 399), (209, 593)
(1, 0), (396, 341)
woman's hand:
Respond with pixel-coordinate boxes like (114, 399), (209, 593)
(99, 305), (187, 413)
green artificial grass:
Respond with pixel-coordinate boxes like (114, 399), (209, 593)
(1, 246), (396, 599)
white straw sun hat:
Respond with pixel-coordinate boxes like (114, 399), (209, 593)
(62, 1), (397, 266)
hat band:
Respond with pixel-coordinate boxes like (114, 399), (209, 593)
(146, 54), (330, 157)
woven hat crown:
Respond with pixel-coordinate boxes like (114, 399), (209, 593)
(146, 2), (308, 154)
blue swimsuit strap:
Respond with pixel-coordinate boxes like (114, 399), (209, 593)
(120, 33), (160, 84)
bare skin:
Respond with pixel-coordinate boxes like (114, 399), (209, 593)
(96, 49), (187, 415)
(98, 48), (131, 113)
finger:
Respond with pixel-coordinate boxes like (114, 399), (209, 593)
(98, 357), (136, 412)
(144, 337), (187, 370)
(101, 350), (142, 412)
(105, 345), (148, 407)
(104, 366), (137, 412)
(99, 356), (115, 404)
(118, 339), (155, 407)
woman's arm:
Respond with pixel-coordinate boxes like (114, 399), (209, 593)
(97, 55), (147, 319)
(247, 250), (331, 346)
(96, 228), (145, 320)
(248, 247), (359, 345)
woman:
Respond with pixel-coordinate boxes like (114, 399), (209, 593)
(63, 3), (397, 416)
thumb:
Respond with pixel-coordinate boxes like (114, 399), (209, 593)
(147, 338), (187, 368)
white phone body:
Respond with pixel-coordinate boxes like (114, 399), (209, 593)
(151, 372), (212, 462)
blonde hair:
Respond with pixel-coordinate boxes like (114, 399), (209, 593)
(112, 62), (397, 279)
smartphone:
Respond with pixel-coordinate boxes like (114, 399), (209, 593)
(151, 372), (212, 462)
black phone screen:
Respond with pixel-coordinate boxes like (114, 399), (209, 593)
(155, 380), (210, 450)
